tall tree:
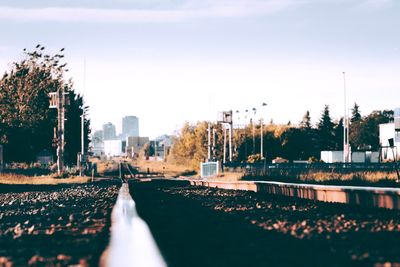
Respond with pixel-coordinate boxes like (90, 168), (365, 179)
(0, 46), (90, 163)
(64, 90), (91, 165)
(300, 110), (312, 129)
(355, 110), (393, 150)
(351, 103), (362, 123)
(350, 103), (362, 149)
(317, 105), (335, 150)
(334, 118), (344, 150)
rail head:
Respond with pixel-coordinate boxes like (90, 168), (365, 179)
(101, 183), (166, 267)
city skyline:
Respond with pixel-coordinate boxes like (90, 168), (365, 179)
(97, 116), (139, 139)
(0, 0), (399, 139)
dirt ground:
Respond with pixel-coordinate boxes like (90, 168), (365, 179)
(129, 180), (400, 267)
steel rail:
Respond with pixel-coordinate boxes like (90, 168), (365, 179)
(100, 182), (166, 267)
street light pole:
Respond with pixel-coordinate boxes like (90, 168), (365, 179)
(207, 123), (212, 161)
(229, 117), (233, 162)
(245, 109), (248, 159)
(252, 108), (256, 155)
(343, 72), (349, 163)
(223, 125), (226, 164)
(260, 103), (267, 159)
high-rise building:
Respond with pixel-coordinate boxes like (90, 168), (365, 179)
(122, 116), (139, 139)
(103, 122), (116, 140)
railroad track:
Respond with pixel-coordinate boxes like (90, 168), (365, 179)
(100, 182), (166, 267)
(100, 161), (167, 267)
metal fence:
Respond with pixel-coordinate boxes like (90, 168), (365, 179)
(200, 161), (219, 178)
(225, 162), (398, 176)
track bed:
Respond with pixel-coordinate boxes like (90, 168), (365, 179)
(0, 182), (119, 266)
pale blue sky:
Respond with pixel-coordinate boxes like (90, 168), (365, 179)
(0, 0), (399, 138)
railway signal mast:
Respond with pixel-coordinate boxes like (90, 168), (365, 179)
(49, 86), (68, 175)
(218, 110), (233, 163)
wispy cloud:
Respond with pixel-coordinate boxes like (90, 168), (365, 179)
(0, 0), (304, 23)
(361, 0), (394, 8)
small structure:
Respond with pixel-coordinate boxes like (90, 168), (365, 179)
(380, 122), (400, 161)
(152, 135), (173, 161)
(321, 151), (344, 163)
(200, 161), (219, 178)
(352, 152), (366, 163)
(321, 151), (379, 163)
(126, 136), (149, 158)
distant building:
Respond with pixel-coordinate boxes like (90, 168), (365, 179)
(103, 122), (116, 140)
(122, 116), (139, 139)
(104, 140), (123, 157)
(126, 136), (149, 158)
(155, 135), (173, 147)
(153, 135), (173, 160)
(380, 122), (400, 161)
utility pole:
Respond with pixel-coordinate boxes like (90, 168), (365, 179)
(81, 113), (84, 156)
(244, 110), (248, 159)
(82, 58), (86, 159)
(207, 123), (211, 161)
(229, 121), (232, 162)
(252, 108), (257, 155)
(260, 103), (267, 159)
(260, 118), (264, 159)
(343, 72), (350, 163)
(154, 140), (157, 161)
(212, 128), (216, 160)
(223, 125), (226, 164)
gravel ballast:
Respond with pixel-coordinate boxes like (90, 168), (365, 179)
(130, 180), (400, 267)
(0, 182), (119, 266)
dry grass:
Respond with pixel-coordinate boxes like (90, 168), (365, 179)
(0, 173), (91, 185)
(207, 172), (244, 181)
(244, 169), (400, 187)
(133, 159), (196, 178)
(95, 161), (119, 176)
(88, 158), (196, 178)
(299, 171), (399, 183)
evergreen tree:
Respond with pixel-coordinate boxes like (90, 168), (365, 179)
(64, 90), (91, 165)
(300, 110), (312, 129)
(351, 103), (362, 123)
(355, 110), (393, 150)
(317, 105), (335, 150)
(334, 118), (344, 150)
